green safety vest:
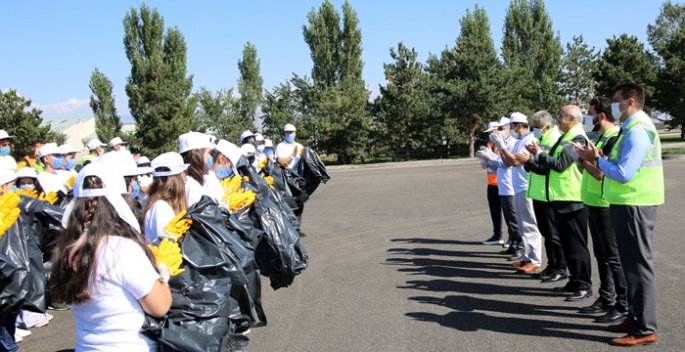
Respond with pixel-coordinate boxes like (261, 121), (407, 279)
(547, 123), (588, 202)
(81, 154), (97, 165)
(580, 126), (620, 207)
(603, 113), (664, 206)
(526, 126), (562, 201)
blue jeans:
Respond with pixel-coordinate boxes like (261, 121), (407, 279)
(0, 312), (19, 352)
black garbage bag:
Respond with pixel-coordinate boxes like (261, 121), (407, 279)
(19, 197), (63, 262)
(242, 158), (300, 229)
(294, 147), (331, 198)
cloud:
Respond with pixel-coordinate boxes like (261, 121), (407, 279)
(33, 97), (91, 116)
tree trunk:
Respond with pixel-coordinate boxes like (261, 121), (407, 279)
(469, 132), (475, 158)
(681, 128), (684, 139)
(405, 142), (411, 161)
(445, 138), (451, 158)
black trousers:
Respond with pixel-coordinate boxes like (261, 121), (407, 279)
(588, 206), (627, 310)
(487, 185), (502, 238)
(500, 195), (519, 247)
(554, 206), (591, 291)
(533, 200), (566, 273)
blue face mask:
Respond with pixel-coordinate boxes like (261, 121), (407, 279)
(206, 155), (214, 169)
(0, 146), (10, 156)
(264, 148), (274, 156)
(10, 185), (17, 192)
(488, 134), (495, 143)
(65, 159), (76, 170)
(215, 165), (233, 179)
(285, 134), (295, 143)
(19, 184), (35, 191)
(52, 156), (64, 169)
(131, 180), (140, 196)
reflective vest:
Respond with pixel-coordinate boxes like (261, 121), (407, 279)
(603, 113), (664, 206)
(81, 154), (97, 165)
(486, 142), (499, 186)
(526, 126), (561, 201)
(547, 124), (588, 202)
(580, 126), (620, 207)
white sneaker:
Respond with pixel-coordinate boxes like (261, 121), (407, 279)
(14, 334), (23, 343)
(15, 328), (31, 338)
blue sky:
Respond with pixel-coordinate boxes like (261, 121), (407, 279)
(0, 0), (664, 121)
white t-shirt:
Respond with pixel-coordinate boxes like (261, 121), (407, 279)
(185, 175), (217, 207)
(71, 236), (160, 352)
(203, 171), (225, 202)
(37, 171), (65, 194)
(511, 131), (537, 194)
(275, 141), (304, 169)
(56, 169), (78, 183)
(492, 136), (518, 196)
(143, 200), (176, 245)
(0, 155), (17, 173)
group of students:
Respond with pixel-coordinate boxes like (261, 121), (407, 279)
(0, 123), (307, 351)
(476, 83), (664, 347)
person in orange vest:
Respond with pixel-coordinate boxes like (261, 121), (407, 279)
(480, 121), (504, 245)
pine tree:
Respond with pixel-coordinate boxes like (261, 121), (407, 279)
(261, 81), (301, 141)
(559, 35), (599, 106)
(89, 67), (122, 144)
(123, 3), (198, 156)
(237, 42), (264, 123)
(0, 89), (55, 159)
(195, 87), (252, 144)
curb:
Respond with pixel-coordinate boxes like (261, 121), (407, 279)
(326, 158), (479, 170)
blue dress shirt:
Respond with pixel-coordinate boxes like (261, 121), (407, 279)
(597, 111), (654, 184)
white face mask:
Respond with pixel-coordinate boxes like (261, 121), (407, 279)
(611, 101), (627, 120)
(510, 129), (519, 139)
(119, 146), (126, 151)
(138, 175), (154, 188)
(257, 145), (265, 153)
(498, 131), (508, 139)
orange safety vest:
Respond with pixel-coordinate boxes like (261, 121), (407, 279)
(486, 142), (499, 186)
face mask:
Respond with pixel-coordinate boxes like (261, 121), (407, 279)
(257, 145), (265, 153)
(10, 185), (17, 192)
(0, 146), (10, 156)
(52, 156), (64, 169)
(19, 184), (35, 191)
(119, 146), (126, 151)
(285, 134), (295, 143)
(532, 128), (542, 139)
(611, 101), (627, 120)
(131, 180), (140, 196)
(498, 131), (508, 140)
(488, 134), (496, 143)
(138, 175), (153, 188)
(510, 127), (520, 139)
(216, 165), (233, 179)
(264, 148), (274, 156)
(65, 159), (76, 170)
(206, 155), (214, 169)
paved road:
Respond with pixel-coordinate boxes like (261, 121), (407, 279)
(22, 160), (685, 351)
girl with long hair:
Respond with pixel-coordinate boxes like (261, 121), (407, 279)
(143, 152), (188, 245)
(178, 132), (223, 206)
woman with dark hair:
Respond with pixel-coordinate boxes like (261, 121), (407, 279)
(14, 167), (45, 195)
(178, 132), (222, 206)
(143, 152), (189, 245)
(49, 163), (171, 351)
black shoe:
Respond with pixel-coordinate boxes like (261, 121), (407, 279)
(565, 290), (592, 301)
(507, 250), (524, 261)
(541, 272), (568, 283)
(595, 308), (628, 323)
(552, 285), (575, 293)
(222, 335), (249, 352)
(48, 302), (71, 311)
(500, 246), (516, 255)
(578, 299), (614, 314)
(531, 267), (554, 279)
(298, 230), (306, 238)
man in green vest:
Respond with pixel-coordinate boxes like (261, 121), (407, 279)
(577, 83), (662, 347)
(573, 97), (627, 324)
(81, 138), (106, 166)
(521, 105), (592, 302)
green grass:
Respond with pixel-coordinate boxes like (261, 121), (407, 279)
(663, 148), (685, 155)
(659, 134), (685, 144)
(322, 149), (472, 166)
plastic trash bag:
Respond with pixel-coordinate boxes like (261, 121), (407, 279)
(293, 147), (331, 198)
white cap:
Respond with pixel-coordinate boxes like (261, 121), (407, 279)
(179, 131), (211, 154)
(87, 138), (106, 151)
(137, 156), (151, 165)
(241, 144), (256, 155)
(151, 152), (189, 177)
(134, 166), (154, 176)
(254, 133), (264, 142)
(59, 144), (83, 155)
(0, 169), (16, 185)
(284, 124), (296, 132)
(240, 130), (255, 142)
(0, 130), (14, 140)
(484, 121), (499, 133)
(109, 137), (127, 147)
(498, 117), (510, 126)
(95, 150), (138, 176)
(264, 139), (274, 148)
(15, 167), (38, 180)
(215, 140), (241, 176)
(38, 143), (61, 158)
(508, 112), (528, 125)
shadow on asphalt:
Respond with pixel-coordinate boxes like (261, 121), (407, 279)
(391, 238), (484, 246)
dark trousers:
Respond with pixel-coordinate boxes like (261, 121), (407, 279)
(500, 195), (519, 247)
(588, 206), (627, 310)
(533, 200), (566, 273)
(610, 205), (658, 336)
(487, 185), (502, 238)
(554, 206), (592, 291)
(0, 312), (18, 352)
(294, 202), (304, 230)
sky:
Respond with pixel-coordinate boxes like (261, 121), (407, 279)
(0, 0), (664, 122)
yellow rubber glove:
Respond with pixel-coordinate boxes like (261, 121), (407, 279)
(148, 238), (185, 277)
(0, 191), (22, 239)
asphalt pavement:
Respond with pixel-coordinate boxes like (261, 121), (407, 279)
(21, 159), (685, 351)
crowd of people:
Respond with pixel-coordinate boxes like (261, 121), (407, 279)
(476, 83), (664, 347)
(0, 123), (323, 351)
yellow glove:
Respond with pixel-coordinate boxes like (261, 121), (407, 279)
(148, 238), (185, 277)
(16, 161), (27, 170)
(39, 192), (59, 205)
(66, 175), (76, 190)
(221, 175), (243, 193)
(260, 175), (275, 190)
(258, 158), (268, 169)
(0, 191), (22, 239)
(16, 187), (38, 198)
(161, 210), (192, 241)
(225, 188), (257, 211)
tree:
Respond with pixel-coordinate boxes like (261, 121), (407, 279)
(426, 49), (463, 158)
(0, 89), (54, 159)
(501, 0), (563, 115)
(195, 87), (252, 144)
(374, 42), (431, 161)
(89, 67), (122, 144)
(593, 34), (658, 110)
(261, 81), (301, 141)
(123, 3), (199, 156)
(648, 1), (685, 137)
(559, 35), (599, 106)
(237, 42), (264, 123)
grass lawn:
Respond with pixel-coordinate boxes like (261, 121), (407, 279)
(663, 148), (685, 155)
(660, 134), (685, 144)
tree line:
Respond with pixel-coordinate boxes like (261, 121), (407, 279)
(2, 0), (684, 163)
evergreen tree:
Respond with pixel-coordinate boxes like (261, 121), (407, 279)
(648, 1), (685, 137)
(261, 81), (301, 141)
(0, 89), (54, 159)
(123, 3), (198, 156)
(195, 87), (252, 144)
(237, 42), (264, 123)
(88, 67), (122, 144)
(426, 49), (463, 158)
(559, 35), (599, 106)
(374, 42), (431, 161)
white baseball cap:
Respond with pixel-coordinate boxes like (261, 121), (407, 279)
(240, 130), (255, 142)
(1, 169), (16, 185)
(151, 152), (189, 177)
(214, 140), (241, 176)
(254, 133), (264, 142)
(241, 144), (256, 155)
(284, 124), (296, 132)
(87, 138), (107, 151)
(38, 143), (61, 158)
(0, 130), (14, 140)
(498, 117), (510, 126)
(134, 166), (154, 176)
(137, 156), (151, 165)
(484, 121), (499, 133)
(179, 131), (211, 154)
(264, 139), (274, 148)
(508, 112), (528, 125)
(109, 137), (127, 147)
(95, 150), (138, 176)
(14, 167), (38, 180)
(59, 144), (83, 155)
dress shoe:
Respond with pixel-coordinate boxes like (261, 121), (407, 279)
(507, 250), (524, 261)
(541, 272), (567, 283)
(516, 263), (540, 273)
(607, 320), (633, 333)
(610, 334), (657, 346)
(552, 285), (574, 292)
(595, 308), (629, 323)
(512, 260), (529, 267)
(500, 246), (516, 255)
(531, 267), (553, 279)
(578, 299), (613, 314)
(565, 290), (592, 301)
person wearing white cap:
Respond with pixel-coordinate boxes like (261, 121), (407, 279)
(478, 121), (506, 246)
(211, 140), (241, 180)
(263, 139), (275, 162)
(276, 123), (304, 169)
(241, 144), (257, 165)
(240, 130), (256, 145)
(0, 129), (17, 172)
(489, 112), (543, 274)
(37, 143), (69, 195)
(0, 169), (16, 194)
(48, 162), (172, 351)
(137, 156), (151, 168)
(109, 137), (127, 151)
(143, 152), (189, 245)
(55, 144), (83, 184)
(81, 138), (107, 166)
(178, 131), (222, 206)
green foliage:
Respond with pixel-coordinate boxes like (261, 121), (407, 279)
(0, 89), (54, 159)
(195, 87), (253, 145)
(89, 67), (122, 144)
(261, 80), (301, 143)
(123, 3), (199, 157)
(559, 35), (599, 106)
(237, 42), (264, 123)
(648, 1), (685, 136)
